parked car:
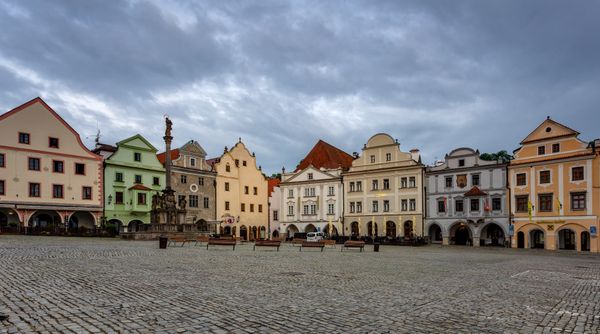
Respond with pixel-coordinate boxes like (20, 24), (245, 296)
(306, 232), (324, 242)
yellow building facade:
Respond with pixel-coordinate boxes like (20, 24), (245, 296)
(212, 140), (269, 240)
(509, 118), (599, 252)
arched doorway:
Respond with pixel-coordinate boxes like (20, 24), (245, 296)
(260, 226), (266, 239)
(385, 221), (396, 238)
(128, 220), (144, 233)
(350, 221), (359, 237)
(70, 211), (96, 230)
(367, 222), (378, 237)
(251, 226), (258, 240)
(287, 224), (299, 238)
(305, 224), (317, 233)
(223, 226), (232, 235)
(403, 221), (413, 239)
(450, 223), (471, 246)
(28, 211), (61, 229)
(196, 219), (209, 232)
(558, 229), (576, 250)
(530, 229), (544, 249)
(428, 224), (442, 244)
(0, 209), (20, 231)
(480, 223), (505, 247)
(107, 219), (123, 235)
(581, 231), (590, 252)
(0, 212), (7, 228)
(240, 225), (248, 240)
(272, 230), (279, 239)
(517, 231), (525, 248)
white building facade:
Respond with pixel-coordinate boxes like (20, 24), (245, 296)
(425, 148), (510, 247)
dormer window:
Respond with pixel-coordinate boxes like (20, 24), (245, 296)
(458, 159), (465, 167)
(190, 158), (196, 167)
(552, 143), (560, 153)
(134, 152), (142, 162)
(226, 164), (231, 172)
(49, 137), (59, 148)
(538, 146), (545, 155)
(370, 155), (375, 163)
(386, 153), (391, 161)
(19, 132), (30, 144)
(307, 173), (313, 180)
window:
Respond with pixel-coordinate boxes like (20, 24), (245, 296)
(288, 205), (294, 216)
(516, 195), (529, 213)
(372, 180), (378, 190)
(492, 198), (502, 211)
(250, 204), (254, 212)
(137, 193), (147, 205)
(401, 177), (407, 188)
(0, 153), (4, 168)
(28, 158), (40, 171)
(383, 179), (390, 190)
(350, 202), (355, 213)
(225, 182), (229, 191)
(226, 164), (231, 172)
(455, 200), (464, 212)
(310, 204), (316, 215)
(445, 177), (452, 188)
(115, 192), (124, 204)
(134, 152), (142, 162)
(538, 146), (545, 155)
(53, 160), (64, 173)
(0, 180), (4, 195)
(356, 181), (362, 191)
(303, 205), (309, 215)
(386, 153), (391, 161)
(203, 197), (209, 208)
(538, 193), (553, 212)
(19, 132), (30, 144)
(241, 203), (246, 212)
(235, 159), (239, 167)
(401, 199), (408, 211)
(242, 160), (247, 167)
(115, 172), (123, 182)
(190, 158), (196, 167)
(153, 177), (160, 186)
(199, 177), (204, 186)
(372, 201), (378, 212)
(288, 189), (294, 198)
(245, 186), (249, 194)
(472, 174), (480, 186)
(571, 192), (586, 211)
(356, 201), (362, 213)
(181, 175), (187, 184)
(437, 200), (445, 213)
(75, 163), (85, 175)
(83, 187), (92, 200)
(225, 201), (230, 211)
(458, 159), (465, 167)
(48, 137), (59, 148)
(328, 186), (334, 196)
(178, 195), (186, 206)
(189, 195), (198, 208)
(273, 210), (279, 221)
(539, 170), (551, 184)
(53, 184), (63, 198)
(328, 203), (335, 215)
(516, 173), (526, 186)
(572, 167), (584, 181)
(29, 183), (40, 197)
(258, 204), (263, 213)
(409, 199), (416, 211)
(552, 143), (560, 153)
(349, 182), (355, 192)
(304, 187), (315, 197)
(470, 198), (479, 212)
(383, 200), (390, 212)
(409, 177), (416, 188)
(370, 155), (375, 163)
(253, 187), (257, 195)
(308, 173), (313, 180)
(135, 175), (142, 184)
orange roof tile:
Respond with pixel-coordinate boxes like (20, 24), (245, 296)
(295, 140), (353, 172)
(157, 149), (180, 164)
(129, 184), (153, 191)
(464, 186), (487, 197)
(268, 178), (281, 196)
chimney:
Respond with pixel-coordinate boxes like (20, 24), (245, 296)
(410, 148), (420, 162)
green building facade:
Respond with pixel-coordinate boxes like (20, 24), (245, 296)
(101, 134), (165, 232)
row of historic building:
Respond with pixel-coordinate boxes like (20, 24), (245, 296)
(1, 97), (599, 252)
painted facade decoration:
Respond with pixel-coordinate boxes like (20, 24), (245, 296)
(343, 133), (425, 239)
(509, 118), (599, 252)
(425, 148), (509, 247)
(212, 139), (268, 240)
(279, 140), (352, 239)
(0, 98), (103, 230)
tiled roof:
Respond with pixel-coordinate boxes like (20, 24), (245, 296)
(464, 186), (487, 197)
(268, 178), (281, 196)
(206, 158), (219, 168)
(92, 143), (117, 154)
(157, 149), (180, 164)
(295, 140), (353, 172)
(128, 184), (153, 191)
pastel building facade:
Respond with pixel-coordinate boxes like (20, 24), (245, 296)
(211, 140), (268, 240)
(279, 140), (352, 239)
(425, 148), (509, 246)
(509, 118), (599, 252)
(268, 178), (281, 239)
(0, 98), (103, 230)
(343, 133), (425, 239)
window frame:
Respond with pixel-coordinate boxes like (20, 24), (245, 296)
(52, 160), (64, 173)
(75, 163), (86, 176)
(18, 132), (30, 145)
(516, 173), (527, 186)
(515, 195), (529, 213)
(52, 184), (64, 199)
(115, 191), (124, 205)
(29, 182), (41, 197)
(134, 174), (142, 184)
(82, 186), (92, 200)
(539, 170), (551, 184)
(28, 157), (41, 171)
(570, 192), (586, 211)
(48, 137), (59, 149)
(133, 152), (142, 162)
(0, 153), (4, 168)
(571, 166), (584, 182)
(538, 193), (553, 212)
(552, 143), (560, 153)
(0, 179), (5, 195)
(538, 146), (546, 155)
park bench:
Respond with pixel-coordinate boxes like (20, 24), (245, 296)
(207, 238), (236, 250)
(291, 239), (306, 247)
(342, 240), (365, 252)
(253, 240), (281, 251)
(168, 236), (194, 247)
(195, 235), (209, 246)
(322, 239), (336, 248)
(300, 241), (325, 252)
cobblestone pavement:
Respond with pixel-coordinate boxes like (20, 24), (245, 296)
(0, 236), (599, 333)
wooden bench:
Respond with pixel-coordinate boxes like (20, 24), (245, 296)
(254, 240), (281, 251)
(323, 240), (336, 248)
(207, 238), (236, 250)
(291, 239), (306, 247)
(342, 240), (365, 252)
(195, 235), (210, 246)
(168, 236), (194, 247)
(300, 241), (325, 252)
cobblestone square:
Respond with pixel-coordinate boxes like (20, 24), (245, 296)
(1, 236), (599, 333)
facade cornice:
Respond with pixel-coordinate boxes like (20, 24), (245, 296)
(508, 153), (595, 168)
(426, 164), (507, 175)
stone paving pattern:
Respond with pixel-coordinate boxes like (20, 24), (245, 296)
(0, 236), (599, 333)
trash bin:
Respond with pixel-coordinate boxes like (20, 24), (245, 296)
(373, 242), (380, 252)
(159, 235), (168, 249)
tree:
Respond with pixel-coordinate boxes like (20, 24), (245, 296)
(480, 150), (513, 163)
(270, 173), (282, 180)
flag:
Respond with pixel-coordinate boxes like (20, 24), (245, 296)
(484, 198), (491, 212)
(527, 200), (533, 221)
(443, 197), (447, 211)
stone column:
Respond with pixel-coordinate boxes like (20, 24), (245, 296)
(473, 236), (480, 247)
(442, 236), (449, 245)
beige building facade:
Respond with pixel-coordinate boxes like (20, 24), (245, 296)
(212, 140), (268, 240)
(0, 98), (103, 230)
(343, 133), (425, 239)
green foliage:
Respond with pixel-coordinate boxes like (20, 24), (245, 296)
(480, 150), (513, 163)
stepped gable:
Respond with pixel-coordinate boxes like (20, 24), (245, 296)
(295, 139), (353, 172)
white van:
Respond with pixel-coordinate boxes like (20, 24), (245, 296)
(306, 232), (324, 242)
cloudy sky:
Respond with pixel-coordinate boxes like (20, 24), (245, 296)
(1, 0), (599, 174)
